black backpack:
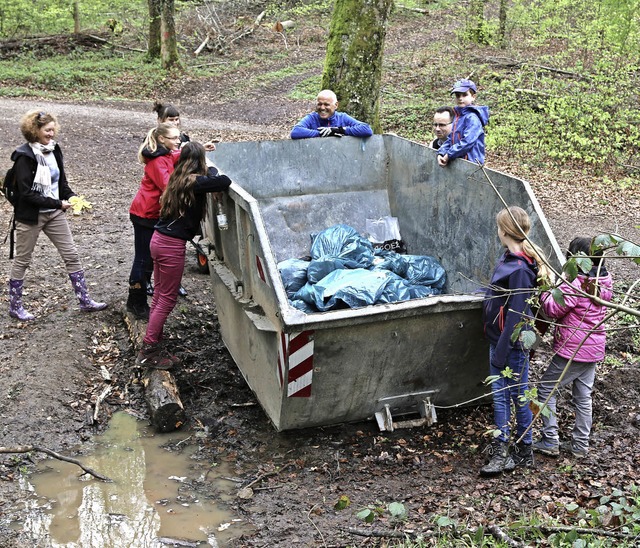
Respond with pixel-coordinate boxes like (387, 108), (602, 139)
(1, 164), (18, 258)
(1, 165), (18, 205)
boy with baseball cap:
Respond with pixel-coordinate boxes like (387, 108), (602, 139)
(437, 79), (490, 166)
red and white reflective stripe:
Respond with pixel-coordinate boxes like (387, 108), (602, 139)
(277, 330), (314, 397)
(255, 255), (270, 286)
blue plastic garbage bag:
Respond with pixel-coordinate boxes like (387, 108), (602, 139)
(289, 298), (317, 314)
(377, 272), (414, 303)
(294, 268), (392, 311)
(307, 257), (361, 284)
(277, 258), (309, 299)
(404, 255), (446, 290)
(371, 250), (409, 278)
(310, 224), (375, 268)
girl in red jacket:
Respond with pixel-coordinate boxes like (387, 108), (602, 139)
(126, 123), (181, 319)
(533, 237), (613, 459)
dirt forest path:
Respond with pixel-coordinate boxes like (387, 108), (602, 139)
(1, 97), (639, 547)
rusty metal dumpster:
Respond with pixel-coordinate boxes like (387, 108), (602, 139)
(203, 135), (562, 431)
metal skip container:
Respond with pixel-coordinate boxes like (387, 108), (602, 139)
(204, 135), (562, 431)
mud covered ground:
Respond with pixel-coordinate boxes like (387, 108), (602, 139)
(0, 86), (639, 548)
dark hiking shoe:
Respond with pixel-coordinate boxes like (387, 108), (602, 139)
(480, 440), (514, 476)
(160, 341), (181, 366)
(560, 441), (588, 459)
(511, 442), (535, 468)
(127, 283), (150, 320)
(178, 285), (188, 297)
(533, 437), (560, 457)
(136, 342), (174, 370)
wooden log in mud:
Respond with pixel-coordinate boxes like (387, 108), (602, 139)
(142, 369), (186, 433)
(124, 311), (186, 433)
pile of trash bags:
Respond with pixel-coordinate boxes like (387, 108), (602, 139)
(277, 224), (446, 313)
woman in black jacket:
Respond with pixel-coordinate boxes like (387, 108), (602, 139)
(8, 110), (107, 321)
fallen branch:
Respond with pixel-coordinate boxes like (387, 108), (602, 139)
(340, 527), (418, 539)
(522, 525), (633, 540)
(475, 56), (591, 80)
(93, 385), (113, 422)
(396, 4), (429, 13)
(86, 34), (146, 53)
(194, 34), (210, 56)
(488, 524), (523, 547)
(242, 460), (296, 490)
(0, 446), (112, 482)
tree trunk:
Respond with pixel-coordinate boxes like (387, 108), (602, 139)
(468, 0), (488, 44)
(321, 0), (394, 133)
(498, 0), (508, 49)
(160, 0), (180, 69)
(147, 0), (162, 59)
(73, 0), (80, 34)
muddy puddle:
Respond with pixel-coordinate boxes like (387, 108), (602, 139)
(16, 412), (250, 547)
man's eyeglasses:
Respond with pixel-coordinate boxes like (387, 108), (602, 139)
(433, 122), (452, 128)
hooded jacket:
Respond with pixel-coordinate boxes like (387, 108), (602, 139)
(290, 112), (373, 139)
(438, 105), (490, 165)
(483, 250), (538, 367)
(129, 146), (181, 220)
(541, 270), (613, 363)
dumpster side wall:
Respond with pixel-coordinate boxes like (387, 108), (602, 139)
(382, 135), (563, 294)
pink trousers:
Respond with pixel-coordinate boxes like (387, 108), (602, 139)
(144, 231), (186, 345)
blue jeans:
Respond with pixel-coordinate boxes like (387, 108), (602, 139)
(489, 344), (532, 444)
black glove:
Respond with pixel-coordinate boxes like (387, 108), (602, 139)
(317, 127), (345, 137)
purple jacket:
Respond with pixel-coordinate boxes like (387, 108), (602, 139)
(541, 273), (613, 362)
(482, 250), (538, 367)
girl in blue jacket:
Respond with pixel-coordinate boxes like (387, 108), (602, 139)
(480, 206), (552, 476)
(437, 79), (489, 166)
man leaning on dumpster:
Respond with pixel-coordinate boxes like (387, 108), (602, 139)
(290, 89), (373, 140)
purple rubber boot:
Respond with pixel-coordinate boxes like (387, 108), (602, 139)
(69, 270), (108, 312)
(8, 279), (35, 321)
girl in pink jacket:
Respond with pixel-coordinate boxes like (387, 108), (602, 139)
(533, 237), (613, 458)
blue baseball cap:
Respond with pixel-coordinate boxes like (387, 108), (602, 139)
(450, 79), (477, 94)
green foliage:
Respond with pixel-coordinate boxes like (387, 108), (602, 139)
(334, 494), (351, 510)
(486, 59), (640, 171)
(0, 51), (169, 99)
(264, 0), (332, 20)
(388, 501), (408, 522)
(354, 500), (406, 524)
(550, 287), (567, 306)
(0, 0), (148, 38)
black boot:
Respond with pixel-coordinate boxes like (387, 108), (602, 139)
(511, 441), (534, 468)
(480, 440), (515, 477)
(127, 282), (150, 320)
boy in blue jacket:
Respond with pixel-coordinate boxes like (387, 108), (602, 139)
(437, 79), (489, 166)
